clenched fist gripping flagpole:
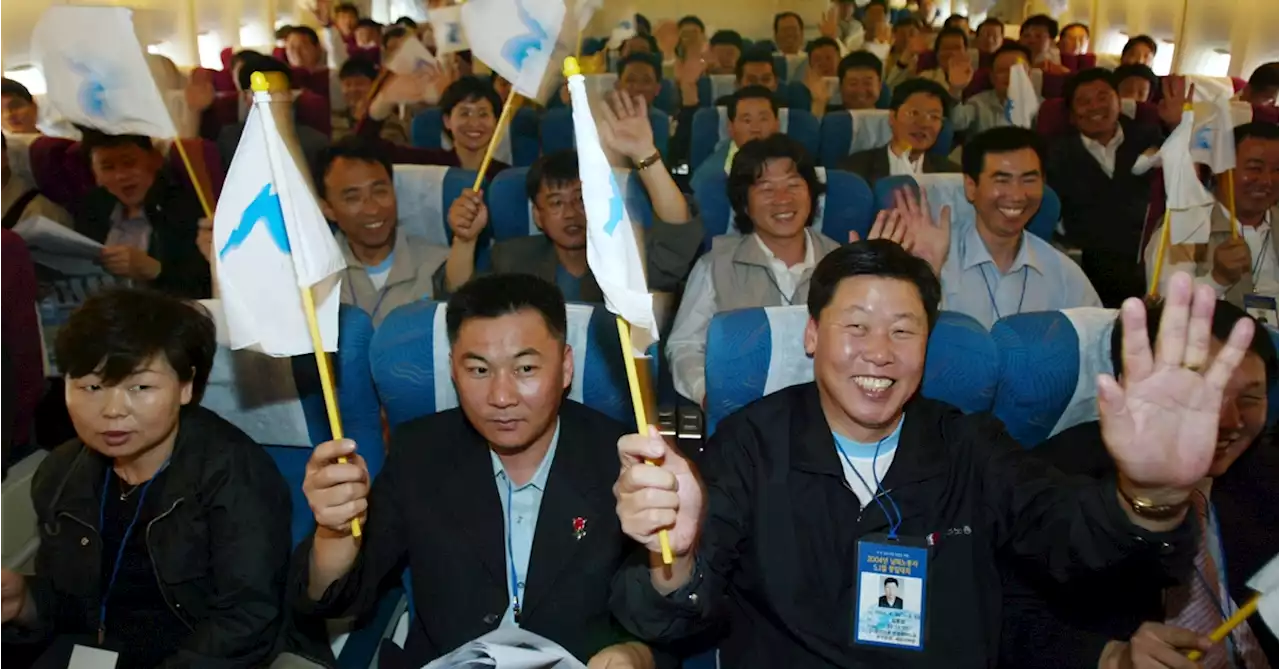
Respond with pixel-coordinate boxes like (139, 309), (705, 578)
(564, 55), (674, 565)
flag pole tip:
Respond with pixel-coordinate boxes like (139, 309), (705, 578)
(563, 56), (582, 78)
(250, 71), (289, 93)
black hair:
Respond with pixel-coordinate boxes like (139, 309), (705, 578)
(275, 25), (295, 41)
(1112, 63), (1158, 97)
(1109, 299), (1276, 389)
(356, 17), (381, 30)
(634, 14), (651, 35)
(1, 78), (34, 103)
(863, 0), (889, 14)
(710, 30), (744, 49)
(1020, 14), (1059, 39)
(82, 131), (154, 160)
(382, 26), (409, 49)
(312, 136), (394, 199)
(839, 51), (885, 83)
(439, 76), (502, 127)
(727, 134), (825, 234)
(338, 58), (379, 81)
(1063, 67), (1118, 109)
(1248, 62), (1279, 91)
(334, 2), (359, 16)
(893, 16), (923, 31)
(617, 52), (662, 81)
(933, 26), (970, 59)
(446, 274), (567, 345)
(943, 14), (969, 29)
(237, 55), (294, 91)
(229, 49), (262, 72)
(884, 577), (900, 587)
(289, 25), (321, 45)
(727, 85), (779, 121)
(677, 15), (705, 32)
(735, 47), (777, 82)
(525, 150), (579, 201)
(1235, 121), (1279, 147)
(1061, 22), (1090, 38)
(977, 17), (1004, 32)
(55, 288), (217, 403)
(456, 50), (474, 65)
(807, 37), (842, 57)
(807, 240), (942, 329)
(889, 77), (952, 117)
(774, 11), (804, 33)
(994, 41), (1033, 65)
(1122, 35), (1158, 58)
(960, 126), (1046, 180)
(394, 16), (418, 28)
(624, 33), (660, 54)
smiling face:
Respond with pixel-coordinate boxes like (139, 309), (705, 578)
(90, 143), (163, 213)
(935, 34), (968, 70)
(532, 177), (586, 251)
(320, 157), (398, 256)
(775, 15), (804, 54)
(1208, 341), (1267, 477)
(2, 94), (38, 134)
(841, 67), (882, 110)
(1059, 25), (1089, 56)
(809, 45), (841, 78)
(285, 32), (322, 69)
(729, 97), (780, 148)
(65, 355), (192, 461)
(450, 309), (572, 452)
(1232, 136), (1279, 217)
(1018, 25), (1053, 60)
(746, 157), (811, 242)
(965, 147), (1044, 241)
(444, 96), (497, 154)
(617, 61), (661, 106)
(340, 73), (374, 110)
(889, 91), (944, 154)
(1070, 79), (1120, 141)
(976, 23), (1004, 54)
(805, 275), (928, 442)
(1121, 42), (1155, 67)
(1117, 75), (1152, 102)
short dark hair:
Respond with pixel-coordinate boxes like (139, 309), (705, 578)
(978, 17), (1004, 32)
(289, 25), (320, 45)
(1, 78), (34, 103)
(807, 37), (842, 58)
(446, 274), (567, 345)
(1061, 22), (1090, 37)
(1063, 67), (1118, 109)
(439, 76), (501, 127)
(774, 11), (804, 32)
(933, 26), (969, 59)
(82, 131), (154, 161)
(728, 134), (825, 234)
(994, 41), (1033, 64)
(727, 85), (779, 121)
(1109, 299), (1276, 389)
(884, 577), (900, 587)
(634, 13), (651, 35)
(526, 150), (579, 201)
(735, 47), (777, 82)
(710, 30), (744, 49)
(394, 16), (418, 28)
(863, 0), (889, 13)
(275, 25), (295, 41)
(356, 17), (381, 30)
(808, 240), (942, 328)
(381, 26), (408, 48)
(1020, 14), (1059, 39)
(313, 136), (394, 199)
(55, 288), (217, 403)
(677, 15), (705, 32)
(893, 16), (923, 31)
(237, 55), (293, 91)
(1112, 63), (1158, 96)
(1248, 62), (1279, 91)
(1235, 121), (1280, 147)
(617, 52), (661, 80)
(1122, 35), (1158, 57)
(838, 51), (885, 83)
(338, 58), (378, 81)
(334, 2), (359, 16)
(229, 49), (262, 72)
(961, 127), (1046, 180)
(889, 77), (952, 117)
(943, 14), (969, 29)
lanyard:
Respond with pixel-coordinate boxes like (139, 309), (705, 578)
(344, 267), (392, 323)
(1250, 230), (1272, 287)
(98, 459), (171, 644)
(837, 436), (904, 539)
(504, 475), (522, 624)
(980, 264), (1029, 322)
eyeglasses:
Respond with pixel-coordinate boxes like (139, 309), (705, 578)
(540, 196), (585, 216)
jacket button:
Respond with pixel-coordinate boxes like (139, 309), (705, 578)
(80, 537), (89, 546)
(482, 613), (499, 625)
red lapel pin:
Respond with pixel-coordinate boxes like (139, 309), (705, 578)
(572, 516), (587, 540)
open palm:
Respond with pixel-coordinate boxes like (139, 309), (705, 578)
(599, 92), (656, 163)
(1100, 274), (1255, 490)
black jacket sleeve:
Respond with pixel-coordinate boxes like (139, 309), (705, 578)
(150, 187), (212, 300)
(644, 212), (704, 293)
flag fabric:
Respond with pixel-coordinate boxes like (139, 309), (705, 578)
(605, 12), (638, 49)
(386, 36), (439, 75)
(1248, 555), (1279, 634)
(1005, 62), (1040, 129)
(429, 5), (470, 55)
(1190, 94), (1237, 174)
(1161, 106), (1216, 244)
(565, 66), (657, 342)
(212, 92), (346, 356)
(462, 0), (565, 100)
(31, 6), (177, 139)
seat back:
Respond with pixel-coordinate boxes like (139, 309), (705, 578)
(487, 167), (655, 242)
(990, 308), (1118, 447)
(392, 164), (478, 246)
(818, 110), (955, 167)
(690, 167), (873, 243)
(703, 308), (998, 433)
(369, 300), (634, 428)
(538, 106), (670, 160)
(696, 74), (738, 108)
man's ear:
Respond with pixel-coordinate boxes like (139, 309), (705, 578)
(319, 196), (337, 222)
(962, 174), (978, 205)
(531, 204), (544, 232)
(804, 316), (819, 355)
(561, 343), (574, 391)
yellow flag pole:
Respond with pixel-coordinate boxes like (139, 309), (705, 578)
(251, 71), (360, 537)
(1147, 209), (1173, 298)
(171, 139), (214, 218)
(1225, 169), (1239, 240)
(1187, 592), (1261, 661)
(471, 93), (522, 191)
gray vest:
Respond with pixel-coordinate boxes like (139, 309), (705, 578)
(707, 231), (843, 312)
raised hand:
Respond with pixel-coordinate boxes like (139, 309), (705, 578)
(1157, 76), (1192, 127)
(819, 7), (839, 39)
(946, 57), (975, 94)
(447, 188), (488, 244)
(1, 569), (29, 625)
(303, 439), (371, 535)
(614, 429), (702, 560)
(599, 91), (657, 164)
(890, 187), (951, 275)
(673, 54), (706, 88)
(849, 208), (907, 245)
(804, 66), (831, 107)
(184, 68), (216, 113)
(1100, 273), (1256, 496)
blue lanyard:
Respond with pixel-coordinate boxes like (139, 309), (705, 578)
(837, 436), (904, 539)
(980, 264), (1029, 322)
(504, 475), (522, 624)
(98, 459), (170, 644)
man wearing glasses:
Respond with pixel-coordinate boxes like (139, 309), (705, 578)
(838, 78), (960, 188)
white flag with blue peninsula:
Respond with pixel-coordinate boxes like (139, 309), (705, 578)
(31, 6), (177, 139)
(429, 5), (470, 56)
(1005, 62), (1040, 129)
(1161, 106), (1216, 244)
(462, 0), (565, 100)
(212, 91), (346, 356)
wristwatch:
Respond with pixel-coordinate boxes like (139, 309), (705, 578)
(1118, 486), (1190, 521)
(635, 151), (663, 171)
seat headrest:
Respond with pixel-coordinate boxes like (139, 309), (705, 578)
(488, 167), (654, 242)
(392, 164), (476, 247)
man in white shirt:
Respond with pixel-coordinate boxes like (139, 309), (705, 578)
(949, 43), (1037, 137)
(1146, 122), (1279, 307)
(838, 78), (960, 188)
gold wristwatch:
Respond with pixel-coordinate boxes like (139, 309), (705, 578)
(1118, 486), (1190, 520)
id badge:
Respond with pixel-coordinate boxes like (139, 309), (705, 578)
(854, 534), (928, 651)
(70, 645), (119, 669)
(1244, 294), (1278, 329)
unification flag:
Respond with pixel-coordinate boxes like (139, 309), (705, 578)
(429, 5), (470, 56)
(212, 85), (346, 355)
(1005, 62), (1040, 129)
(1161, 106), (1215, 244)
(385, 36), (439, 75)
(31, 6), (177, 139)
(565, 59), (657, 344)
(1190, 94), (1237, 174)
(462, 0), (565, 101)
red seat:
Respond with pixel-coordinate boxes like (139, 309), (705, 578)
(1254, 105), (1279, 125)
(916, 51), (938, 73)
(1, 230), (42, 448)
(1035, 98), (1070, 136)
(295, 89), (332, 137)
(220, 47), (234, 71)
(28, 137), (92, 211)
(1231, 77), (1247, 94)
(166, 138), (225, 203)
(291, 67), (331, 100)
(348, 45), (382, 64)
(1041, 71), (1068, 98)
(963, 68), (993, 99)
(1059, 53), (1096, 71)
(273, 47), (288, 62)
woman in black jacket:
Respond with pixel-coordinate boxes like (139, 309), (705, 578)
(0, 288), (293, 667)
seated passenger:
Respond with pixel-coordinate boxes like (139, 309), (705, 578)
(913, 26), (971, 89)
(948, 43), (1035, 136)
(835, 51), (885, 112)
(76, 132), (210, 299)
(353, 18), (381, 50)
(446, 92), (702, 300)
(0, 288), (293, 666)
(1019, 14), (1069, 74)
(942, 13), (969, 33)
(799, 37), (843, 117)
(773, 11), (806, 56)
(884, 16), (925, 89)
(692, 85), (780, 183)
(1113, 63), (1158, 103)
(1120, 35), (1158, 67)
(333, 58), (409, 144)
(1146, 122), (1278, 306)
(974, 17), (1005, 69)
(615, 53), (663, 109)
(285, 25), (327, 73)
(839, 78), (959, 186)
(295, 274), (661, 667)
(217, 56), (331, 179)
(669, 134), (841, 406)
(1240, 62), (1278, 107)
(883, 127), (1100, 328)
(707, 30), (744, 76)
(673, 47), (783, 163)
(616, 250), (1254, 667)
(314, 137), (468, 326)
(1058, 22), (1090, 57)
(1000, 299), (1277, 669)
(1, 78), (40, 135)
(2, 134), (73, 230)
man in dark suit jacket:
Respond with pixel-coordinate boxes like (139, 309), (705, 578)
(837, 78), (960, 188)
(1000, 299), (1278, 669)
(293, 274), (661, 668)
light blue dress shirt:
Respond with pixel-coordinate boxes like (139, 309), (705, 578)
(491, 422), (561, 627)
(940, 222), (1102, 329)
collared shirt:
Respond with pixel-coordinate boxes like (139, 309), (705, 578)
(105, 205), (152, 253)
(887, 145), (925, 177)
(833, 417), (903, 508)
(492, 422), (561, 628)
(555, 264), (584, 302)
(940, 221), (1102, 329)
(951, 89), (1013, 135)
(752, 230), (816, 300)
(1080, 124), (1126, 178)
(366, 250), (394, 290)
(723, 142), (740, 175)
(1238, 207), (1277, 298)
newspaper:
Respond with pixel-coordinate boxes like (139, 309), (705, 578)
(12, 216), (106, 276)
(423, 628), (588, 669)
